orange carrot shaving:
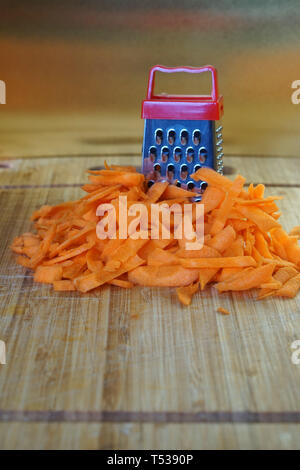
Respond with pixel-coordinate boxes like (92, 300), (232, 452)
(217, 267), (243, 282)
(177, 245), (220, 258)
(200, 186), (224, 214)
(275, 274), (300, 298)
(222, 236), (244, 257)
(108, 279), (133, 288)
(235, 205), (280, 233)
(199, 268), (220, 290)
(216, 263), (275, 292)
(104, 260), (121, 271)
(128, 265), (199, 287)
(75, 255), (144, 293)
(289, 226), (300, 238)
(86, 248), (103, 272)
(210, 175), (245, 235)
(217, 307), (230, 315)
(34, 265), (63, 283)
(176, 282), (199, 306)
(180, 256), (256, 269)
(147, 248), (179, 266)
(252, 184), (265, 199)
(162, 185), (197, 200)
(147, 181), (169, 202)
(207, 225), (236, 253)
(191, 167), (232, 191)
(254, 231), (273, 259)
(53, 280), (75, 291)
(89, 172), (144, 187)
(260, 280), (282, 289)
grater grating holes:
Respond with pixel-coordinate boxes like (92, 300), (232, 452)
(161, 146), (169, 162)
(180, 164), (188, 180)
(193, 130), (201, 145)
(199, 147), (207, 163)
(154, 163), (161, 174)
(167, 164), (175, 180)
(180, 130), (188, 146)
(143, 121), (220, 188)
(155, 129), (163, 145)
(149, 146), (157, 162)
(174, 147), (182, 162)
(186, 147), (194, 163)
(168, 130), (176, 145)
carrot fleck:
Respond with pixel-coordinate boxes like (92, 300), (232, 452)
(53, 280), (75, 291)
(217, 307), (230, 315)
(34, 265), (63, 283)
(177, 282), (199, 306)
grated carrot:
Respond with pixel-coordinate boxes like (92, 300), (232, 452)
(9, 165), (300, 307)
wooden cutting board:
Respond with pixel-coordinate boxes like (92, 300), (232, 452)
(0, 153), (300, 450)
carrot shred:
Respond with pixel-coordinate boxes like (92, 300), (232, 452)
(210, 175), (245, 235)
(200, 186), (225, 214)
(34, 265), (63, 283)
(216, 263), (276, 292)
(176, 282), (199, 305)
(235, 205), (280, 233)
(275, 274), (300, 298)
(162, 185), (197, 200)
(147, 248), (179, 266)
(89, 172), (144, 187)
(207, 225), (236, 253)
(147, 181), (169, 202)
(222, 236), (244, 257)
(260, 280), (282, 289)
(199, 268), (220, 290)
(217, 307), (230, 315)
(177, 245), (220, 258)
(191, 167), (232, 192)
(53, 280), (75, 291)
(180, 256), (256, 269)
(289, 226), (300, 238)
(108, 279), (133, 288)
(254, 231), (273, 259)
(128, 265), (199, 287)
(10, 165), (300, 304)
(217, 267), (243, 282)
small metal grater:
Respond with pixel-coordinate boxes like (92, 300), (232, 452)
(141, 65), (224, 195)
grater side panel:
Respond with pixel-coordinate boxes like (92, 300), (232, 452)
(142, 118), (218, 190)
(214, 120), (224, 174)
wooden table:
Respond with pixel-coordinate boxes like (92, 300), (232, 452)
(1, 131), (300, 450)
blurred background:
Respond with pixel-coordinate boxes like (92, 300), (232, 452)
(1, 0), (300, 159)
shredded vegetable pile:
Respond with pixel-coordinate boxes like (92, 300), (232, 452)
(11, 164), (300, 306)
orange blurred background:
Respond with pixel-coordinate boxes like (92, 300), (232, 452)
(1, 1), (300, 158)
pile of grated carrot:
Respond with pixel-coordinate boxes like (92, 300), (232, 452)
(10, 164), (300, 306)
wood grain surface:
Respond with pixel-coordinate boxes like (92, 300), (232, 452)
(0, 153), (300, 449)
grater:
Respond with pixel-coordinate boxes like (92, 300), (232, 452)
(141, 65), (224, 194)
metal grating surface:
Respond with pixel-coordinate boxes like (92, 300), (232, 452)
(142, 118), (223, 192)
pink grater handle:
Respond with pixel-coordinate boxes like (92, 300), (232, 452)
(146, 65), (219, 101)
